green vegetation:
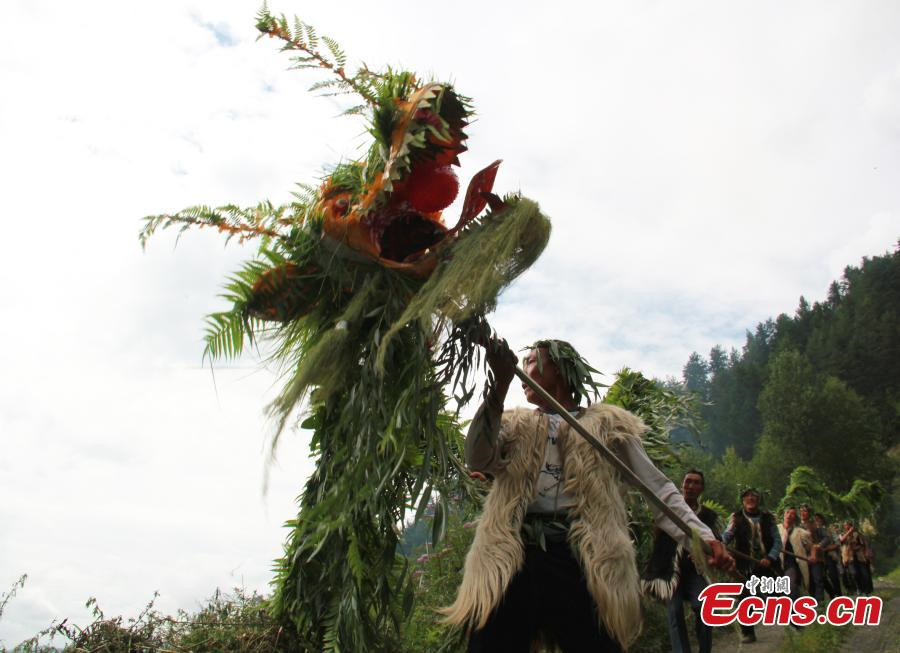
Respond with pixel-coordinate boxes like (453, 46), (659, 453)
(885, 565), (900, 585)
(3, 587), (297, 653)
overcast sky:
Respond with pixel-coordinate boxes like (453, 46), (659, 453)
(1, 0), (898, 646)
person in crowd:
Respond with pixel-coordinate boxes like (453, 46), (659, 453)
(778, 507), (812, 598)
(840, 521), (873, 596)
(722, 489), (782, 644)
(814, 513), (843, 598)
(799, 505), (827, 602)
(644, 469), (721, 653)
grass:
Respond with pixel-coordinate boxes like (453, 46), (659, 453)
(2, 587), (299, 653)
(777, 622), (849, 653)
(880, 565), (900, 593)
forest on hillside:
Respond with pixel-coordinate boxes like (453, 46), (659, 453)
(672, 245), (898, 561)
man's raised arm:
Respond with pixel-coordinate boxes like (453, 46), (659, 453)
(464, 338), (517, 475)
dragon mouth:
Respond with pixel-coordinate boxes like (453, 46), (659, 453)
(377, 212), (447, 263)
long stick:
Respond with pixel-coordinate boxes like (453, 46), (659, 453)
(513, 366), (763, 567)
(782, 549), (811, 563)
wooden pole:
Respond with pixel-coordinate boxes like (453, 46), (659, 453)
(513, 365), (762, 568)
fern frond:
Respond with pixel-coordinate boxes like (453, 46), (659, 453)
(254, 3), (275, 36)
(200, 250), (300, 362)
(292, 17), (306, 46)
(203, 310), (253, 361)
(291, 183), (320, 205)
(317, 89), (359, 99)
(303, 23), (318, 49)
(322, 36), (346, 68)
(140, 202), (294, 250)
(308, 79), (344, 92)
(341, 104), (368, 117)
(258, 12), (376, 107)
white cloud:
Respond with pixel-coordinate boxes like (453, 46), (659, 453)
(1, 0), (898, 645)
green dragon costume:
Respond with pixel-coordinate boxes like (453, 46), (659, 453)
(140, 7), (551, 651)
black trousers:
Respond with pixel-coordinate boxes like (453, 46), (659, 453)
(823, 558), (842, 599)
(667, 565), (712, 653)
(848, 559), (873, 595)
(467, 539), (622, 653)
(809, 562), (826, 601)
(738, 563), (780, 638)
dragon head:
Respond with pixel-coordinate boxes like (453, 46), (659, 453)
(248, 76), (503, 321)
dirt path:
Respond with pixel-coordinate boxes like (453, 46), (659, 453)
(746, 623), (786, 652)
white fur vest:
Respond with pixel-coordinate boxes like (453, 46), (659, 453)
(441, 403), (646, 649)
(778, 524), (812, 590)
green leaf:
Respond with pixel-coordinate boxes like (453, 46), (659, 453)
(300, 413), (320, 430)
(431, 495), (448, 547)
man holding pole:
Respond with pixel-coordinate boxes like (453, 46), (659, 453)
(814, 513), (843, 599)
(644, 469), (721, 653)
(442, 339), (734, 652)
(778, 507), (813, 597)
(799, 504), (827, 602)
(722, 488), (782, 644)
(841, 521), (873, 595)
